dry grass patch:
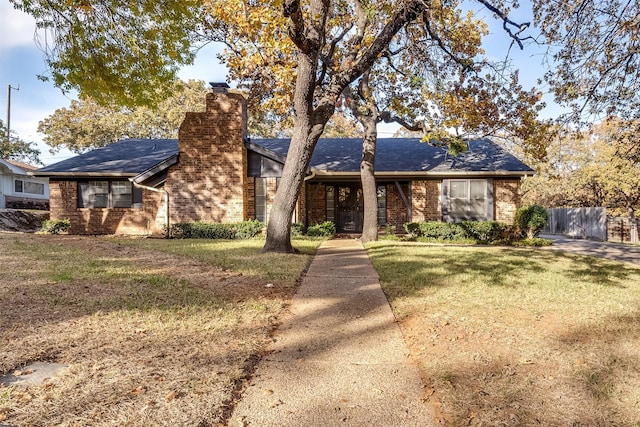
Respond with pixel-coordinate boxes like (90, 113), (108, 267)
(367, 242), (640, 426)
(0, 234), (319, 426)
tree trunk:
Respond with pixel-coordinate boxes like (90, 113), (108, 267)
(262, 51), (329, 253)
(359, 112), (378, 243)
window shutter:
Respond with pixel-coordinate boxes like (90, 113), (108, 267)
(78, 182), (89, 208)
(486, 178), (494, 220)
(132, 185), (143, 208)
(441, 179), (450, 222)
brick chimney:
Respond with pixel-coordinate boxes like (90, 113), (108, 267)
(166, 83), (248, 224)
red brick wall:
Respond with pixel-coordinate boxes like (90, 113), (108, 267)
(411, 180), (441, 222)
(49, 180), (164, 235)
(386, 183), (410, 230)
(494, 178), (523, 224)
(165, 91), (248, 224)
(305, 183), (327, 225)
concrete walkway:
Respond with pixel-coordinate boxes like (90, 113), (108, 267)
(541, 234), (640, 266)
(229, 239), (434, 426)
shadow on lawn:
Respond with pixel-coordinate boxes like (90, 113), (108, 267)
(0, 234), (305, 336)
(368, 244), (639, 300)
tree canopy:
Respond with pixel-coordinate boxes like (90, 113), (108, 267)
(38, 80), (209, 153)
(11, 0), (205, 107)
(522, 118), (640, 218)
(10, 0), (640, 250)
(534, 0), (640, 121)
(0, 120), (41, 165)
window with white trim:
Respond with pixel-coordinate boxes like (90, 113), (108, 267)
(78, 180), (140, 208)
(14, 179), (45, 195)
(448, 179), (489, 220)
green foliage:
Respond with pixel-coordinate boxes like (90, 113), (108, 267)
(513, 237), (553, 247)
(234, 219), (265, 240)
(459, 221), (508, 244)
(403, 221), (521, 245)
(40, 219), (71, 235)
(418, 222), (467, 241)
(291, 222), (305, 237)
(12, 0), (203, 107)
(403, 222), (421, 238)
(38, 80), (208, 153)
(306, 221), (336, 237)
(516, 205), (549, 238)
(169, 220), (264, 240)
(0, 120), (41, 164)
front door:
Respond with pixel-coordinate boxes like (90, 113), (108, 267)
(336, 185), (364, 233)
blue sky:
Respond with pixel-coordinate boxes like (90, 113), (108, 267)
(1, 1), (560, 166)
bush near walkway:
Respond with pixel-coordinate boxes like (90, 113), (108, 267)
(367, 241), (640, 426)
(402, 220), (529, 245)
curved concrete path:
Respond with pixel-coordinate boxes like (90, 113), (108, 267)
(541, 234), (640, 266)
(229, 239), (434, 426)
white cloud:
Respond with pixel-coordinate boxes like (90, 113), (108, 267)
(0, 2), (40, 51)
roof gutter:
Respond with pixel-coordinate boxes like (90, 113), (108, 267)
(29, 171), (138, 178)
(309, 170), (533, 178)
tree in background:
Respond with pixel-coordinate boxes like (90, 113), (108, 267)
(522, 118), (640, 220)
(10, 0), (640, 251)
(535, 0), (640, 122)
(38, 80), (209, 153)
(0, 120), (41, 165)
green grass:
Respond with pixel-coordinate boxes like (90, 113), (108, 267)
(367, 241), (638, 316)
(111, 237), (321, 287)
(366, 241), (640, 425)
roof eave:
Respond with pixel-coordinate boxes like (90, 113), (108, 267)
(30, 171), (138, 178)
(310, 169), (534, 179)
(245, 140), (287, 164)
(131, 154), (179, 184)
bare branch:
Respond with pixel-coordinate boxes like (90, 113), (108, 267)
(475, 0), (532, 49)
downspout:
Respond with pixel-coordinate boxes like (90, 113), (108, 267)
(130, 180), (170, 236)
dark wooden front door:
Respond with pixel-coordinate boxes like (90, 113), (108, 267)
(336, 185), (364, 233)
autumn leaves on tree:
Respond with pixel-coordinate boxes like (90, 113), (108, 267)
(10, 0), (640, 251)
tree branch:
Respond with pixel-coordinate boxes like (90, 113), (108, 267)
(475, 0), (532, 50)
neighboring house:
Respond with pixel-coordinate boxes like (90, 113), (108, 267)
(33, 87), (534, 235)
(0, 158), (49, 210)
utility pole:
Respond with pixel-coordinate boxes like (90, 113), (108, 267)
(6, 84), (19, 141)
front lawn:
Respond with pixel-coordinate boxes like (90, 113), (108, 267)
(367, 241), (640, 426)
(0, 234), (320, 426)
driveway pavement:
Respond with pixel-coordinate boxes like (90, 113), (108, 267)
(541, 234), (640, 266)
(228, 238), (434, 426)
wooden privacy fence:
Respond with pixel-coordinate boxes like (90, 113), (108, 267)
(544, 207), (639, 243)
(607, 216), (640, 244)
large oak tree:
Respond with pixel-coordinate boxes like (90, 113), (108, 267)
(10, 0), (640, 251)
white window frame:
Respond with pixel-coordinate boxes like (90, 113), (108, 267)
(447, 179), (490, 221)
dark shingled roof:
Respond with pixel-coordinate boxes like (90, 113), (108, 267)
(35, 139), (178, 175)
(35, 137), (532, 177)
(251, 138), (534, 173)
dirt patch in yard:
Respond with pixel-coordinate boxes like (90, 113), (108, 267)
(0, 233), (303, 426)
(0, 209), (48, 232)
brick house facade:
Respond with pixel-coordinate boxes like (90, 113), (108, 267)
(34, 87), (532, 235)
